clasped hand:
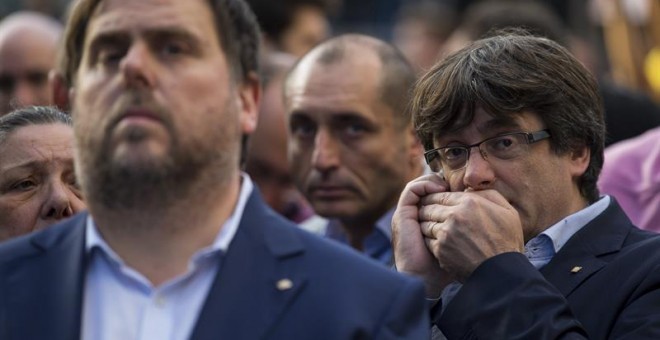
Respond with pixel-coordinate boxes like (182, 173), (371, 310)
(392, 173), (523, 298)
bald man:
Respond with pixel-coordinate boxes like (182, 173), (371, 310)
(0, 12), (62, 115)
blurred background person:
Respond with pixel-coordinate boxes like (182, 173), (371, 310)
(285, 34), (424, 266)
(599, 126), (660, 231)
(0, 106), (85, 242)
(392, 1), (457, 75)
(245, 52), (318, 225)
(0, 11), (62, 116)
(245, 0), (332, 57)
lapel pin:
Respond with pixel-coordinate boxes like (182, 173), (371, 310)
(570, 266), (583, 273)
(276, 278), (293, 291)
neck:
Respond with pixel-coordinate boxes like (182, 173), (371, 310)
(89, 173), (242, 286)
(338, 216), (381, 252)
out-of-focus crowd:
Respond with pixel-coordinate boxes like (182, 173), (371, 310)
(0, 0), (659, 339)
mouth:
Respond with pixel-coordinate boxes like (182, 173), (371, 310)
(308, 185), (352, 200)
(117, 107), (163, 125)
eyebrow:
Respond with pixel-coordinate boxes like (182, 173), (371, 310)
(88, 26), (204, 52)
(0, 157), (74, 173)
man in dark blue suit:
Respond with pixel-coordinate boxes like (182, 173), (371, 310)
(0, 0), (428, 339)
(393, 30), (660, 339)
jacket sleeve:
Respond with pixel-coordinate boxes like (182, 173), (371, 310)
(375, 277), (431, 339)
(437, 252), (588, 339)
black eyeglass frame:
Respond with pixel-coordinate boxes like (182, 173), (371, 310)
(424, 129), (552, 171)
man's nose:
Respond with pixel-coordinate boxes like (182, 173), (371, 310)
(462, 147), (496, 191)
(311, 128), (340, 172)
(120, 42), (156, 89)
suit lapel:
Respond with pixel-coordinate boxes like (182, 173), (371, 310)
(5, 214), (87, 340)
(191, 191), (308, 340)
(541, 200), (633, 297)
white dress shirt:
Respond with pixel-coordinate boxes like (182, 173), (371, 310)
(81, 175), (254, 340)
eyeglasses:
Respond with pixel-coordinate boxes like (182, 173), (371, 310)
(424, 130), (551, 173)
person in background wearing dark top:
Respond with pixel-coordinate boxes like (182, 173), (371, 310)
(440, 0), (660, 147)
(0, 106), (85, 241)
(394, 30), (660, 339)
(0, 0), (429, 339)
(284, 34), (425, 266)
(245, 0), (331, 57)
(0, 11), (62, 115)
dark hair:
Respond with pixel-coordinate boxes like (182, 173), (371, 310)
(59, 0), (261, 86)
(246, 0), (329, 45)
(411, 31), (604, 202)
(0, 106), (72, 144)
(290, 34), (416, 127)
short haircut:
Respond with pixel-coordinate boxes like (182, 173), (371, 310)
(0, 106), (72, 145)
(411, 30), (604, 202)
(289, 34), (416, 127)
(59, 0), (261, 86)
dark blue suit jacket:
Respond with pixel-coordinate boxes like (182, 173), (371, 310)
(0, 190), (429, 339)
(436, 199), (660, 339)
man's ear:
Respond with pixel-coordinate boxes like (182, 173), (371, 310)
(570, 145), (591, 177)
(406, 125), (425, 175)
(49, 70), (71, 111)
(238, 72), (261, 135)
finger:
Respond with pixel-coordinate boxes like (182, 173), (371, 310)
(420, 221), (439, 239)
(418, 202), (455, 225)
(398, 173), (448, 207)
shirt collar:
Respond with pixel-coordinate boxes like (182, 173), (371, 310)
(539, 195), (611, 253)
(85, 173), (254, 263)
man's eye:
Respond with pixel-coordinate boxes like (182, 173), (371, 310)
(97, 48), (124, 65)
(344, 124), (367, 137)
(291, 122), (316, 139)
(10, 179), (37, 192)
(491, 136), (516, 150)
(161, 41), (189, 56)
(443, 147), (467, 159)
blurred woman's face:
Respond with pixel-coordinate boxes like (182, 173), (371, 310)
(0, 123), (85, 241)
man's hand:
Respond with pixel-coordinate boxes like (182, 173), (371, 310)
(419, 189), (524, 282)
(392, 174), (453, 299)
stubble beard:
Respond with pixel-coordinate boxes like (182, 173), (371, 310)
(76, 104), (238, 213)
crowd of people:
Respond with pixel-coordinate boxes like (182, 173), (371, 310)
(0, 0), (658, 339)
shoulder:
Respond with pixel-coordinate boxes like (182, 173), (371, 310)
(0, 213), (86, 265)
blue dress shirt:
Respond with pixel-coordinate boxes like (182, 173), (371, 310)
(325, 208), (394, 266)
(81, 175), (254, 340)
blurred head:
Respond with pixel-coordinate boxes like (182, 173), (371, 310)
(246, 52), (313, 222)
(247, 0), (331, 57)
(412, 31), (604, 240)
(392, 1), (457, 75)
(0, 106), (85, 241)
(60, 0), (261, 210)
(0, 12), (63, 115)
(285, 34), (423, 225)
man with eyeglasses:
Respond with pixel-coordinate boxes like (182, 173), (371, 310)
(0, 12), (62, 116)
(393, 30), (660, 339)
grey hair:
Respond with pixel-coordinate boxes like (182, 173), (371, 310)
(0, 106), (72, 145)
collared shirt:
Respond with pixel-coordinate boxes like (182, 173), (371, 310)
(81, 175), (254, 340)
(441, 196), (611, 311)
(325, 209), (394, 266)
